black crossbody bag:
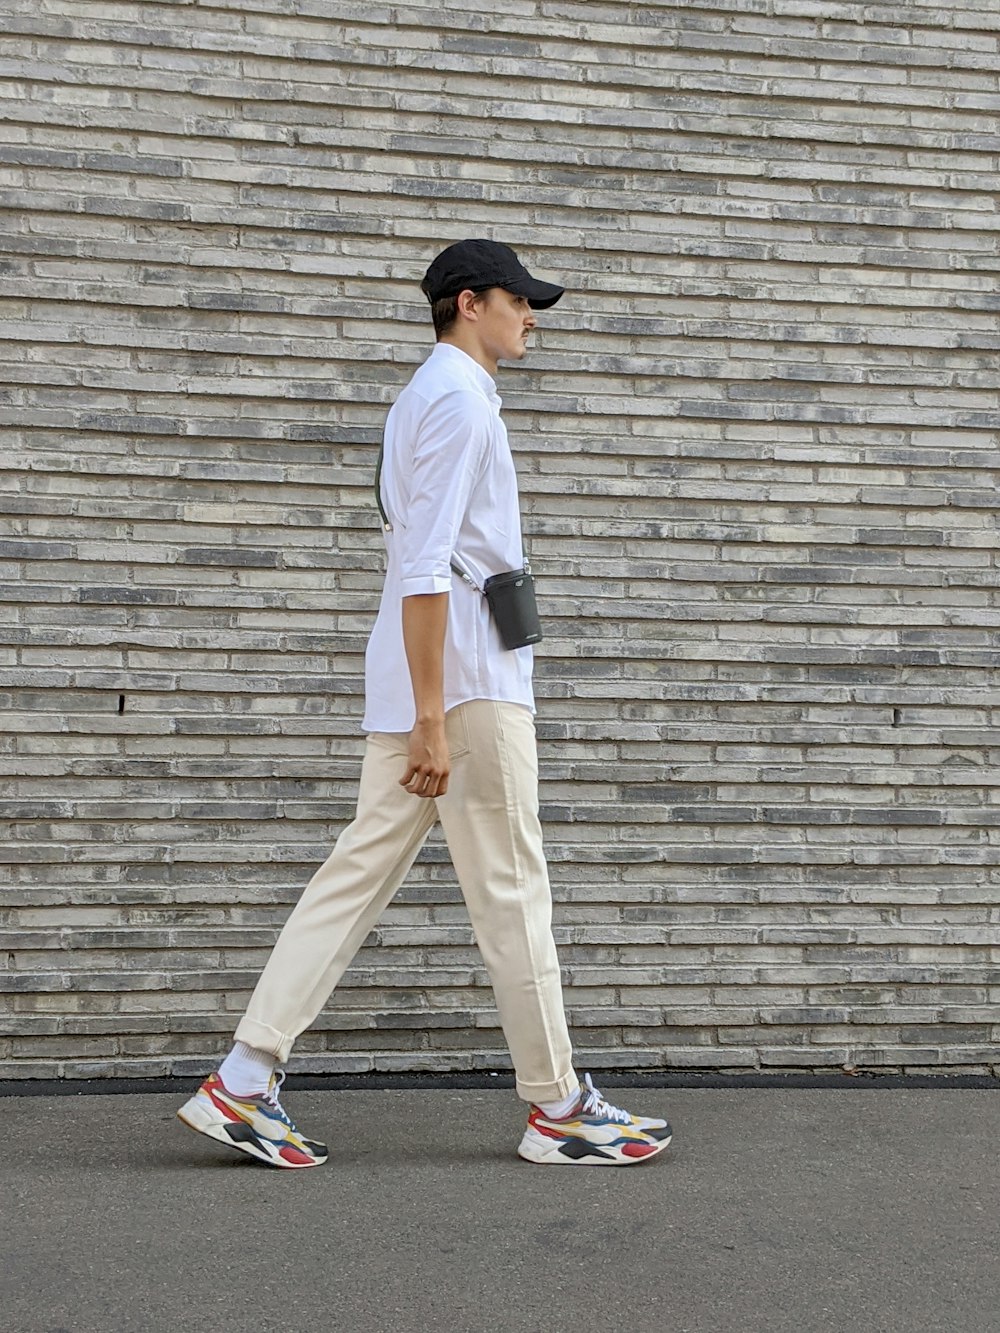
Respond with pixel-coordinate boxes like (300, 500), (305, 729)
(375, 444), (543, 651)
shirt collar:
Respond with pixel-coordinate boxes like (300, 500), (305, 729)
(430, 342), (501, 406)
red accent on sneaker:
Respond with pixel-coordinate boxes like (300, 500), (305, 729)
(278, 1144), (315, 1166)
(533, 1120), (573, 1141)
(204, 1078), (244, 1123)
(621, 1141), (658, 1158)
(531, 1101), (581, 1125)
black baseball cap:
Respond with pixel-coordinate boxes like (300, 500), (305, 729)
(421, 239), (564, 309)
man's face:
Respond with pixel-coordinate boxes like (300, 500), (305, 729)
(475, 287), (537, 363)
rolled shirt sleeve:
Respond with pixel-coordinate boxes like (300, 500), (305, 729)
(398, 389), (493, 597)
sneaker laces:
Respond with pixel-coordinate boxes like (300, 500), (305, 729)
(579, 1072), (632, 1125)
(258, 1070), (292, 1125)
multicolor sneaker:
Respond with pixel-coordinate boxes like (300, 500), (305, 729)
(517, 1072), (672, 1166)
(177, 1070), (327, 1169)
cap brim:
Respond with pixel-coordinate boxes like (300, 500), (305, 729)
(504, 275), (565, 309)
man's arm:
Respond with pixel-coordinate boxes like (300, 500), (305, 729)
(393, 391), (491, 798)
(400, 591), (450, 798)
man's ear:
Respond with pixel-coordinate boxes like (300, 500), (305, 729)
(455, 288), (485, 321)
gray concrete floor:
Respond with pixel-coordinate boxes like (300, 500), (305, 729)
(2, 1087), (998, 1333)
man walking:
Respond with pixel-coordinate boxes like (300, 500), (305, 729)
(177, 240), (673, 1168)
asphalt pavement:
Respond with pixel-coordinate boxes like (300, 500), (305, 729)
(3, 1085), (998, 1333)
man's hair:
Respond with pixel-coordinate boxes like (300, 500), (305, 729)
(421, 282), (490, 338)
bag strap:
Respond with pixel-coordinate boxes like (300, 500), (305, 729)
(374, 440), (391, 531)
(374, 441), (481, 593)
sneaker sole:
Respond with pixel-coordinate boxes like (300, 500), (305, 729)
(177, 1097), (325, 1169)
(517, 1129), (672, 1166)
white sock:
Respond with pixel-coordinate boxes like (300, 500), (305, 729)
(217, 1041), (275, 1098)
(538, 1085), (581, 1120)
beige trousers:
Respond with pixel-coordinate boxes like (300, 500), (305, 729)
(235, 700), (577, 1104)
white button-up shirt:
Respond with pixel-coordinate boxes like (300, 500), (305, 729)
(362, 343), (535, 733)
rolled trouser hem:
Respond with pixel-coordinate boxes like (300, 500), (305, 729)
(234, 1016), (295, 1065)
(514, 1067), (578, 1105)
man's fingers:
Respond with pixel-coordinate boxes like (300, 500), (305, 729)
(399, 762), (449, 798)
(401, 719), (451, 797)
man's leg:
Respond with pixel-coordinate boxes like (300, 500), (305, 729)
(437, 700), (673, 1166)
(435, 700), (577, 1105)
(234, 729), (442, 1062)
(177, 725), (445, 1167)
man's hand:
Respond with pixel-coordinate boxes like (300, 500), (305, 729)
(401, 591), (450, 797)
(400, 717), (450, 798)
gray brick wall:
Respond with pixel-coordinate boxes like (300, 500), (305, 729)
(2, 0), (998, 1079)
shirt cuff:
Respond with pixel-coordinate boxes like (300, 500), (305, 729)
(400, 573), (453, 597)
